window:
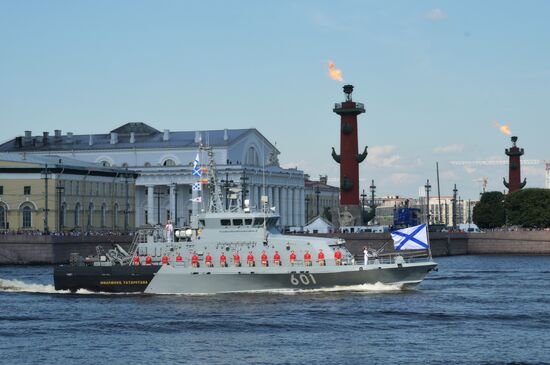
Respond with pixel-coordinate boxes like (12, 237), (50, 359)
(74, 203), (81, 227)
(60, 203), (66, 228)
(101, 204), (106, 227)
(0, 204), (6, 228)
(220, 219), (231, 226)
(101, 161), (111, 167)
(87, 203), (94, 227)
(233, 219), (243, 226)
(23, 186), (31, 195)
(199, 219), (205, 227)
(163, 159), (176, 166)
(144, 209), (148, 225)
(253, 217), (264, 226)
(245, 219), (253, 226)
(22, 206), (32, 228)
(0, 186), (3, 195)
(245, 146), (259, 166)
(113, 203), (119, 227)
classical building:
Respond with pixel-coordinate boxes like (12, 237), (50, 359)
(0, 123), (305, 229)
(0, 154), (137, 232)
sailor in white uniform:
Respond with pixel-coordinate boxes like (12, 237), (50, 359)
(165, 220), (174, 242)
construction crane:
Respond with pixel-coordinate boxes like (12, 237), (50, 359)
(472, 177), (488, 194)
(450, 160), (550, 189)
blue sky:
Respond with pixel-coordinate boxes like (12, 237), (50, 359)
(1, 1), (549, 199)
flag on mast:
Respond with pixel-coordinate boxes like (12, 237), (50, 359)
(391, 224), (429, 251)
(192, 154), (202, 177)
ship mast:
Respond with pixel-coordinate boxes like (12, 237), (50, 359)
(206, 147), (225, 213)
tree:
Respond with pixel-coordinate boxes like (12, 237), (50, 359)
(472, 191), (505, 228)
(505, 188), (550, 228)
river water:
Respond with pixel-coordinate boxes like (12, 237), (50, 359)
(1, 256), (549, 365)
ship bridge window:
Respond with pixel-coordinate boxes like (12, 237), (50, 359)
(253, 218), (264, 226)
(220, 219), (231, 226)
(232, 219), (243, 226)
(199, 219), (205, 227)
(245, 219), (253, 226)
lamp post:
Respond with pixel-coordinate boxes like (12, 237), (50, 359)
(424, 179), (431, 224)
(305, 196), (310, 223)
(452, 184), (458, 229)
(360, 189), (367, 225)
(315, 186), (321, 217)
(56, 185), (65, 232)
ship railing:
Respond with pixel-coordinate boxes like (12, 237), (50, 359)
(361, 251), (431, 266)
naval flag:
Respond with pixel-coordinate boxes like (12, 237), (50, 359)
(391, 224), (429, 251)
(192, 154), (202, 177)
(192, 182), (202, 191)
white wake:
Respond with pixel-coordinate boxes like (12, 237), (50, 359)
(0, 278), (91, 294)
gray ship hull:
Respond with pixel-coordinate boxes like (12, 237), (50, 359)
(144, 261), (437, 294)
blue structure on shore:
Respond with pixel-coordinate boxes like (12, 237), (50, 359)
(393, 207), (421, 228)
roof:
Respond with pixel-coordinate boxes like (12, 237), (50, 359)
(0, 153), (136, 176)
(0, 123), (278, 153)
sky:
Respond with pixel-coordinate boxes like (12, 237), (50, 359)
(1, 0), (549, 200)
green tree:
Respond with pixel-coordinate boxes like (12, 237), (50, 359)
(472, 191), (505, 228)
(505, 188), (550, 228)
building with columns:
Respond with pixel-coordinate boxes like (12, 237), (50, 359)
(0, 123), (306, 230)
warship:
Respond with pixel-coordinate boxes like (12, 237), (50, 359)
(54, 149), (437, 294)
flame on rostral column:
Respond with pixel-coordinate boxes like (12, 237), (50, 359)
(328, 60), (343, 81)
(494, 121), (511, 136)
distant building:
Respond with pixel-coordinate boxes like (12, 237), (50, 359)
(0, 123), (305, 229)
(375, 194), (478, 228)
(304, 175), (339, 225)
(0, 154), (137, 232)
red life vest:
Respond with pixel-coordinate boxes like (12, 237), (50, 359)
(133, 255), (140, 265)
(220, 254), (227, 263)
(205, 255), (212, 263)
(192, 255), (199, 264)
(247, 254), (254, 262)
(304, 252), (311, 261)
(175, 255), (183, 262)
(261, 253), (268, 263)
(318, 251), (325, 260)
(233, 254), (240, 262)
(289, 252), (296, 261)
(145, 256), (152, 265)
(161, 255), (169, 265)
(274, 252), (281, 261)
(334, 250), (342, 259)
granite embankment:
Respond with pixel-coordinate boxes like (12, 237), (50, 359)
(0, 235), (132, 264)
(340, 231), (550, 257)
(1, 231), (550, 264)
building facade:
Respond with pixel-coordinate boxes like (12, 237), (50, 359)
(0, 154), (137, 232)
(304, 175), (339, 225)
(0, 123), (305, 230)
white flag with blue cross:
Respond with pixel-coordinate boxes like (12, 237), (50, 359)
(391, 224), (429, 250)
(192, 153), (202, 177)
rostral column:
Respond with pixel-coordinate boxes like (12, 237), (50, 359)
(331, 85), (368, 224)
(503, 136), (526, 193)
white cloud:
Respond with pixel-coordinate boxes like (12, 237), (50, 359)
(426, 8), (446, 21)
(367, 145), (401, 167)
(433, 144), (464, 153)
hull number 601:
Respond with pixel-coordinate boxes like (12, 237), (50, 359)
(290, 273), (317, 286)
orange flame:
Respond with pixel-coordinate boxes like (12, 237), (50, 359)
(494, 121), (511, 135)
(328, 60), (343, 81)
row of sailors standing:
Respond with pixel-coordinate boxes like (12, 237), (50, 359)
(133, 248), (344, 267)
